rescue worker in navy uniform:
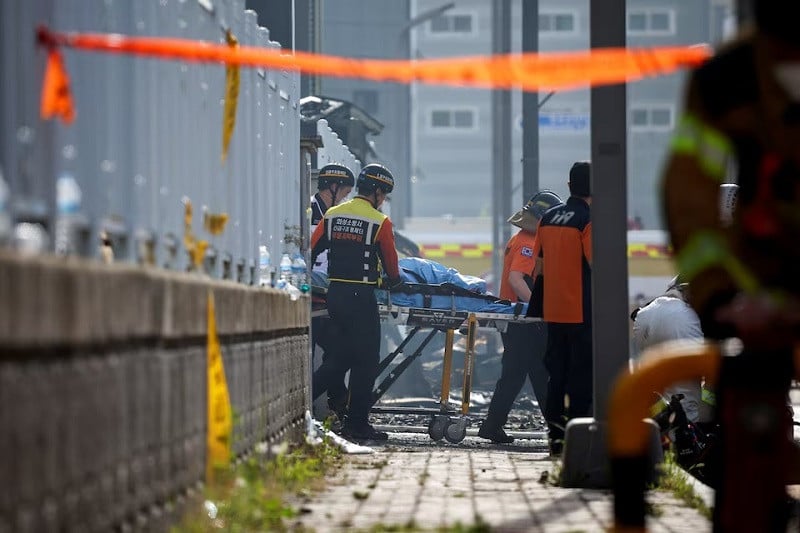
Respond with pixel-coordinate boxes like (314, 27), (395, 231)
(310, 163), (403, 441)
(478, 190), (563, 444)
(532, 162), (593, 456)
(661, 4), (800, 528)
(310, 164), (354, 418)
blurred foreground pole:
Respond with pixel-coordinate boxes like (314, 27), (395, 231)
(491, 0), (512, 287)
(590, 0), (628, 423)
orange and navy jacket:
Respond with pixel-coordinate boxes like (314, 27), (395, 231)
(310, 196), (400, 285)
(310, 193), (328, 228)
(532, 197), (592, 324)
(500, 230), (537, 302)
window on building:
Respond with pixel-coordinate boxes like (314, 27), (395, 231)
(428, 13), (474, 34)
(429, 108), (476, 131)
(539, 12), (576, 34)
(453, 110), (474, 128)
(352, 89), (379, 115)
(627, 9), (675, 35)
(431, 110), (451, 128)
(631, 109), (648, 127)
(630, 104), (675, 131)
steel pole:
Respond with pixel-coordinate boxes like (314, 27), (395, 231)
(491, 0), (512, 288)
(521, 0), (539, 201)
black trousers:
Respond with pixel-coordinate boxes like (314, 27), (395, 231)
(483, 322), (548, 430)
(311, 315), (347, 405)
(543, 322), (593, 441)
(311, 281), (380, 425)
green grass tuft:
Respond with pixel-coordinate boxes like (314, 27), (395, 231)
(655, 451), (712, 520)
(171, 436), (342, 532)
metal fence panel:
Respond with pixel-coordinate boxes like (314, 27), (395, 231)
(317, 118), (361, 178)
(0, 0), (302, 281)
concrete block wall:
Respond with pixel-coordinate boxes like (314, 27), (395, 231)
(0, 251), (310, 533)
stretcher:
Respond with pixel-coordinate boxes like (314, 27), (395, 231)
(312, 282), (541, 443)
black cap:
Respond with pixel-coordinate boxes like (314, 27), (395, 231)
(569, 161), (591, 197)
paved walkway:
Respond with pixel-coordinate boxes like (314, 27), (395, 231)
(293, 432), (711, 532)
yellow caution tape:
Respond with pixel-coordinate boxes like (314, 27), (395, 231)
(207, 290), (232, 480)
(221, 29), (240, 162)
(204, 211), (229, 236)
(183, 198), (208, 269)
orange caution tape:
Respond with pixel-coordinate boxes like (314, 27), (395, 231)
(40, 48), (75, 124)
(36, 26), (711, 103)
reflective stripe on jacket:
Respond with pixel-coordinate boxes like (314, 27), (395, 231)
(310, 196), (400, 285)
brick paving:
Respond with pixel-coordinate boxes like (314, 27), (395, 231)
(292, 432), (711, 532)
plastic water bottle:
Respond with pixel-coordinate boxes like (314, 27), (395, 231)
(285, 282), (301, 301)
(55, 172), (82, 255)
(279, 253), (292, 285)
(296, 255), (309, 293)
(291, 253), (306, 288)
(258, 245), (272, 287)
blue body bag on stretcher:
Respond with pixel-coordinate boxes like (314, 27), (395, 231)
(311, 258), (526, 315)
(379, 258), (527, 315)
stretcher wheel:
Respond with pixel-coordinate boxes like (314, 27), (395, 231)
(444, 417), (468, 444)
(428, 415), (449, 441)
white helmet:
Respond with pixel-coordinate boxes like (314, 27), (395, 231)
(719, 183), (739, 227)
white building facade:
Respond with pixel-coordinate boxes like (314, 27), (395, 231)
(410, 0), (729, 229)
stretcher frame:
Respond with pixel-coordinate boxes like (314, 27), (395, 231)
(312, 283), (541, 443)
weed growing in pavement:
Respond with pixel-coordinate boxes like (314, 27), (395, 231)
(171, 436), (342, 532)
(539, 459), (562, 487)
(654, 450), (711, 519)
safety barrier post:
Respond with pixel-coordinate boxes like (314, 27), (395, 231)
(461, 313), (477, 415)
(440, 329), (455, 410)
(608, 341), (720, 532)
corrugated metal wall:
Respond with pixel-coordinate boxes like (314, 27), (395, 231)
(0, 2), (314, 531)
(0, 0), (301, 280)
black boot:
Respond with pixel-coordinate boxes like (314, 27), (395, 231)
(478, 423), (515, 444)
(342, 421), (388, 441)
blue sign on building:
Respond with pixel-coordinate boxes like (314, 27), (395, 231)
(539, 112), (590, 131)
(517, 112), (591, 132)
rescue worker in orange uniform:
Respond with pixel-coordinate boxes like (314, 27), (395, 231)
(310, 163), (403, 441)
(532, 162), (593, 456)
(478, 190), (563, 444)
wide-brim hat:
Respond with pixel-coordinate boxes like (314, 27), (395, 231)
(507, 190), (563, 231)
(507, 209), (540, 232)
